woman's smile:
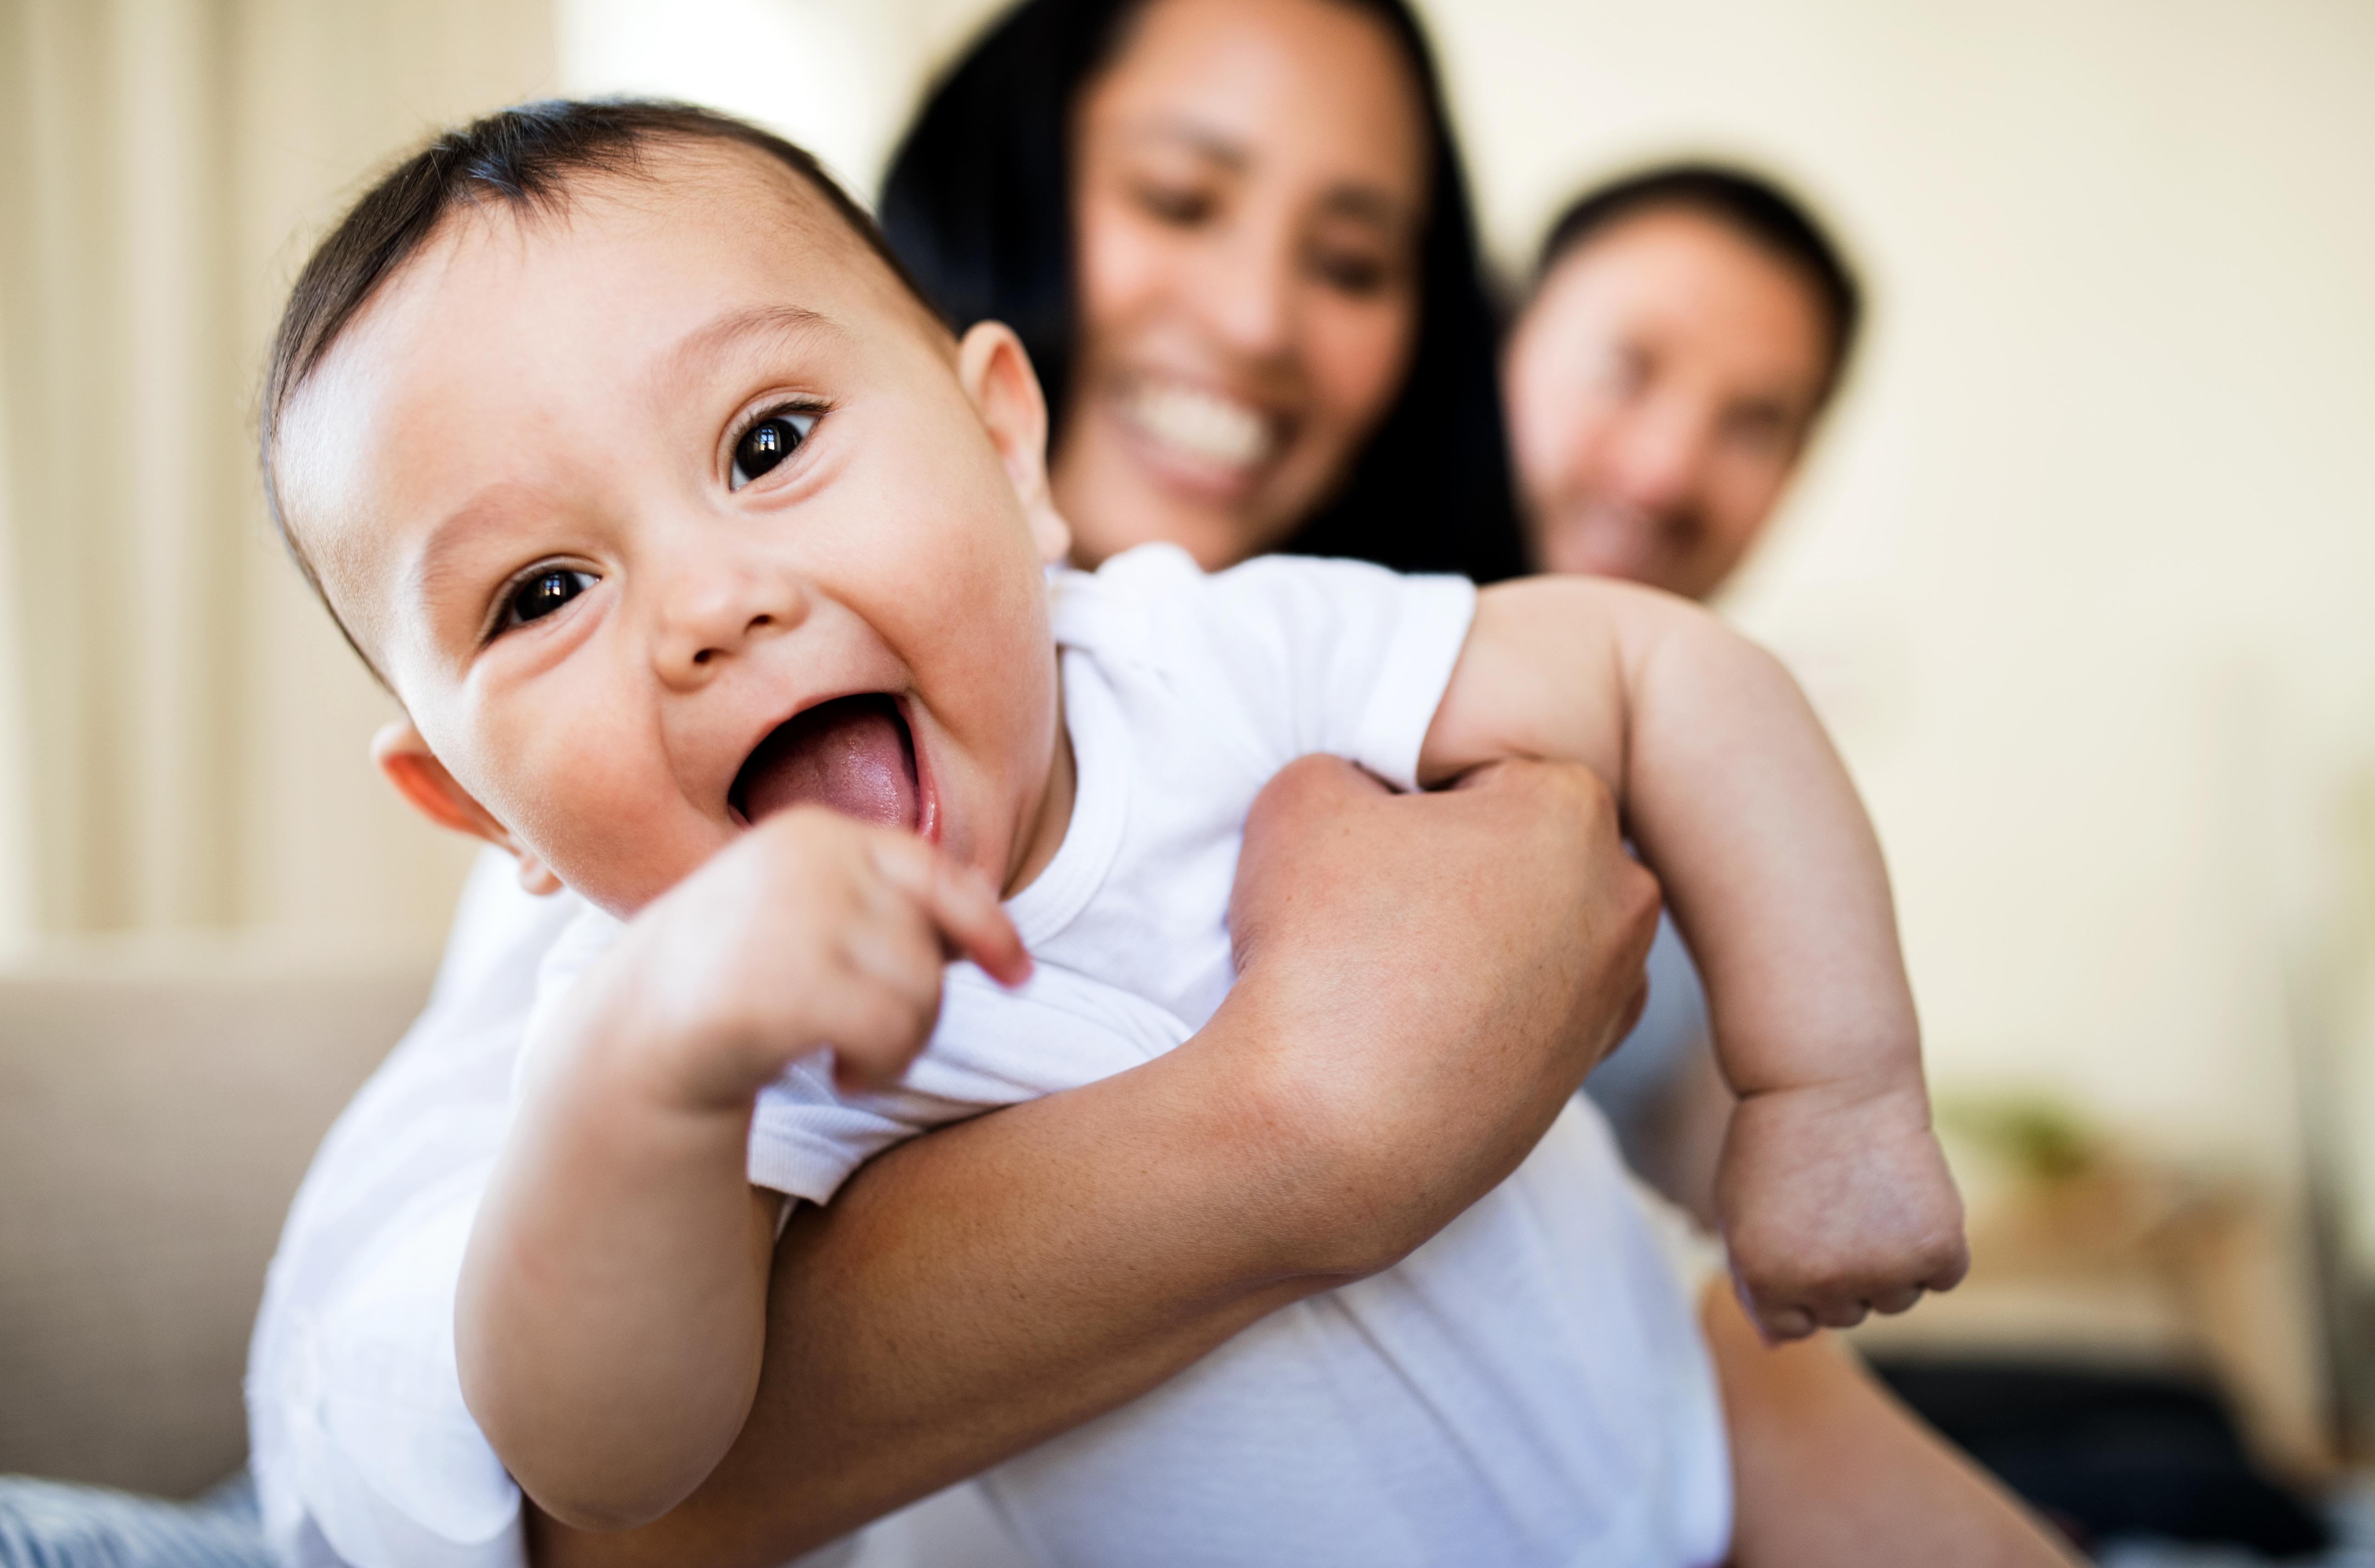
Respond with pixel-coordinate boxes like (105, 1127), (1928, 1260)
(1110, 373), (1285, 496)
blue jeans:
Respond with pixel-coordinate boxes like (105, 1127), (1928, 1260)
(0, 1472), (273, 1568)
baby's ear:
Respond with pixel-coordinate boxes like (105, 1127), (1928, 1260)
(957, 321), (1072, 565)
(371, 719), (562, 896)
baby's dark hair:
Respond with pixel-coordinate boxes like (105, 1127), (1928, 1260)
(258, 98), (939, 669)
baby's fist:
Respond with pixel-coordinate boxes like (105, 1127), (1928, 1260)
(1716, 1078), (1968, 1342)
(601, 810), (1027, 1109)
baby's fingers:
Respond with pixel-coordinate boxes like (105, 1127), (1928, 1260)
(1734, 1275), (1816, 1345)
(1811, 1294), (1872, 1332)
(1924, 1235), (1973, 1294)
(870, 839), (1032, 987)
(812, 974), (939, 1092)
(1867, 1283), (1925, 1316)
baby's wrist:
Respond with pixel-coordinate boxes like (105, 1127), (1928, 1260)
(553, 954), (779, 1126)
(1734, 1060), (1930, 1118)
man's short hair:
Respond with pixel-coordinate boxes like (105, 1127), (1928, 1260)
(1534, 163), (1862, 400)
(258, 98), (940, 644)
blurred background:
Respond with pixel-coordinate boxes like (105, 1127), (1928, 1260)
(2, 0), (2372, 1556)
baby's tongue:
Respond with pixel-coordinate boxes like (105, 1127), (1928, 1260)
(735, 694), (918, 830)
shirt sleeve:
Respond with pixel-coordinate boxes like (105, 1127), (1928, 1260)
(1086, 546), (1478, 793)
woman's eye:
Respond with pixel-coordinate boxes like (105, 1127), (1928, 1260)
(730, 409), (818, 490)
(1311, 249), (1391, 297)
(502, 568), (596, 629)
(1133, 181), (1216, 226)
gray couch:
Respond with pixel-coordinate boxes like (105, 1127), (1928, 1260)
(0, 955), (431, 1498)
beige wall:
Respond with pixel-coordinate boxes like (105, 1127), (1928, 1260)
(0, 0), (557, 959)
(7, 1), (2373, 1221)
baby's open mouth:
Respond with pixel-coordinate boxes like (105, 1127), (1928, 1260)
(730, 693), (919, 832)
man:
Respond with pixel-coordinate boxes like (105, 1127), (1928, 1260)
(1505, 163), (1858, 598)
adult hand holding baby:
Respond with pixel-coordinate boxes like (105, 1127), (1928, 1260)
(1229, 754), (1661, 1272)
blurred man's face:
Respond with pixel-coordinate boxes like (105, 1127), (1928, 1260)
(1504, 205), (1836, 602)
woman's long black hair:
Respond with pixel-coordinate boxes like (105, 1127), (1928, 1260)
(879, 0), (1528, 583)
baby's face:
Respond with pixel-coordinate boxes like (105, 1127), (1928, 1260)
(279, 146), (1072, 914)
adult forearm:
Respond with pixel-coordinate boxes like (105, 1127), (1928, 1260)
(1706, 1284), (2082, 1567)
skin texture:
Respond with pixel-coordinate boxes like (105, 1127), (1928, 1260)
(1504, 204), (1836, 598)
(1056, 0), (1428, 567)
(278, 134), (1962, 1525)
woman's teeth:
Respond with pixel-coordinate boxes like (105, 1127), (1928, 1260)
(1124, 382), (1275, 470)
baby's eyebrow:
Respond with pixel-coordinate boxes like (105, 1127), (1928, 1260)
(658, 303), (845, 392)
(410, 484), (545, 623)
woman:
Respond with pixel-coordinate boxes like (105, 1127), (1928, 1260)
(251, 5), (2073, 1567)
(881, 0), (1525, 580)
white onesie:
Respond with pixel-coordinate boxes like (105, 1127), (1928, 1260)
(526, 543), (1733, 1568)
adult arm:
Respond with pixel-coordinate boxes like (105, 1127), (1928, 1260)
(533, 756), (1660, 1568)
(1706, 1282), (2084, 1567)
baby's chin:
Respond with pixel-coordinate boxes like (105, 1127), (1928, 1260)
(539, 828), (728, 923)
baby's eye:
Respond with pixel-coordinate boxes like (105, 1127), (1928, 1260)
(502, 568), (596, 629)
(730, 409), (819, 490)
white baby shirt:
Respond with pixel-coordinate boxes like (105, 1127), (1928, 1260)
(525, 544), (1733, 1567)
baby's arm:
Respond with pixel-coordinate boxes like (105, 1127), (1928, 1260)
(1421, 576), (1968, 1339)
(456, 811), (1027, 1532)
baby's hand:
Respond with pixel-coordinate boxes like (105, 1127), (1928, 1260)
(1715, 1076), (1969, 1342)
(578, 808), (1029, 1112)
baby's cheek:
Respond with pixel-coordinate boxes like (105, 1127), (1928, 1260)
(484, 736), (719, 917)
(540, 808), (728, 920)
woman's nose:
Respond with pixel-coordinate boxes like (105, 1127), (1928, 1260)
(651, 557), (809, 689)
(1198, 222), (1296, 361)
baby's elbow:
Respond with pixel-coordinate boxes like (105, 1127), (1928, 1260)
(511, 1453), (709, 1536)
(533, 1491), (671, 1538)
(467, 1368), (734, 1535)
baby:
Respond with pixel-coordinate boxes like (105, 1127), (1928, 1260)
(263, 101), (1965, 1564)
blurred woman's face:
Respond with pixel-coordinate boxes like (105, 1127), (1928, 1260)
(1503, 207), (1835, 602)
(1058, 0), (1429, 568)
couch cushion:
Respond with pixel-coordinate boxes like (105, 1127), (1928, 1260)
(0, 951), (430, 1496)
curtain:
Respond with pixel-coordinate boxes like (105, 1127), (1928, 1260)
(0, 0), (553, 944)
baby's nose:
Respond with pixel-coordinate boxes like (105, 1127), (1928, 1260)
(653, 563), (808, 686)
